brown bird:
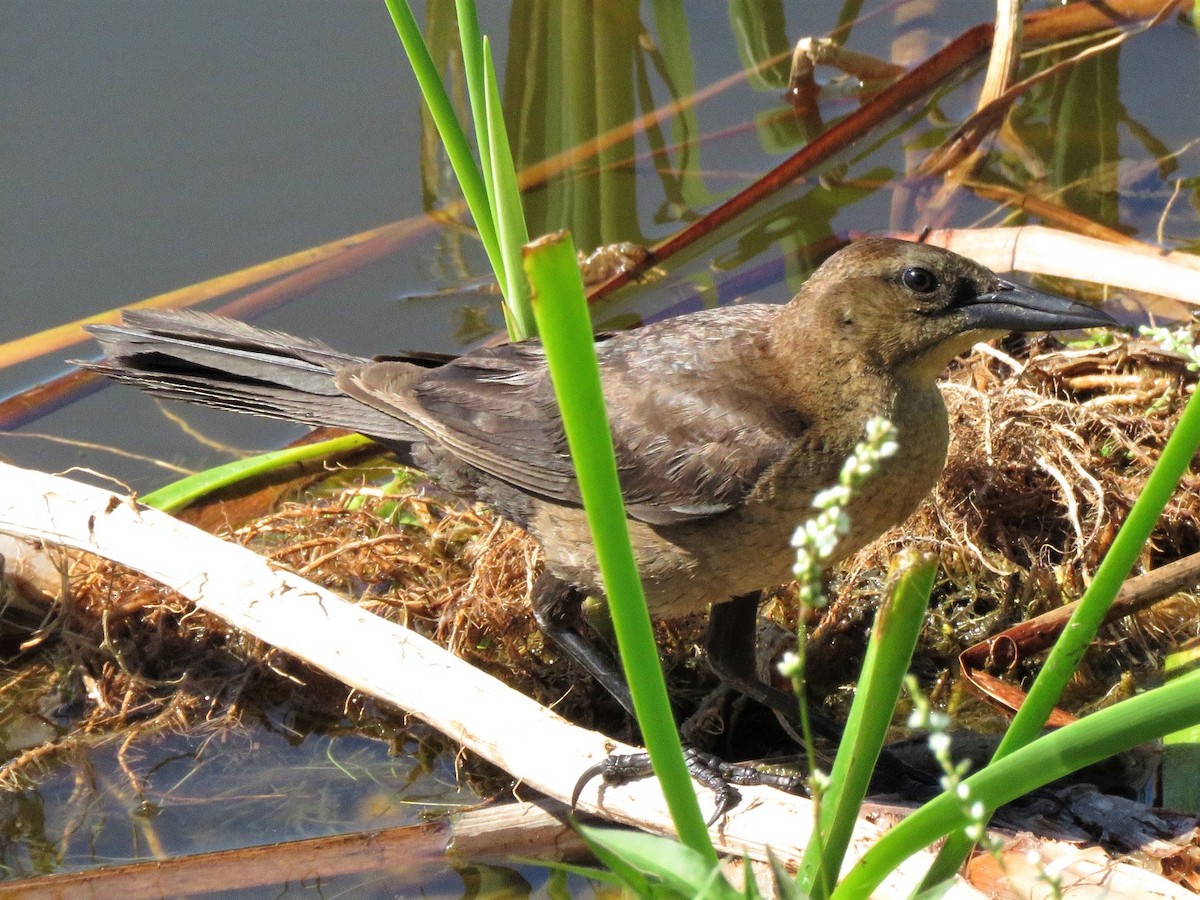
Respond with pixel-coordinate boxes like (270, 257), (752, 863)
(81, 237), (1115, 734)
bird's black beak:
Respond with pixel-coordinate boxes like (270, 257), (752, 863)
(961, 279), (1117, 333)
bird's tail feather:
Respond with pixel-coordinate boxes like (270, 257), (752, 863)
(80, 309), (425, 443)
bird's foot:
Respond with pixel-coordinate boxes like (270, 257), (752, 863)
(572, 747), (808, 825)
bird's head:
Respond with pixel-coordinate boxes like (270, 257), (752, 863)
(785, 237), (1117, 384)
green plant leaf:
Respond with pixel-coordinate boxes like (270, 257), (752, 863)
(766, 847), (807, 900)
(835, 667), (1200, 898)
(141, 433), (374, 513)
(798, 551), (937, 899)
(482, 36), (535, 339)
(577, 825), (742, 899)
(381, 0), (501, 277)
(523, 232), (713, 860)
(1162, 643), (1200, 813)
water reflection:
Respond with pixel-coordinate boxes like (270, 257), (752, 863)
(1, 0), (1196, 892)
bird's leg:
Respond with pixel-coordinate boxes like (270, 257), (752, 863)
(534, 577), (812, 819)
(530, 573), (810, 817)
(706, 591), (939, 795)
(530, 570), (635, 717)
(704, 592), (782, 708)
(574, 747), (807, 826)
(703, 591), (843, 743)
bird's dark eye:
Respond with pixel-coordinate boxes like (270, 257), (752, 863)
(901, 267), (938, 294)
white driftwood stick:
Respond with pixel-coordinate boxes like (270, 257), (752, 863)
(0, 461), (984, 896)
(918, 225), (1200, 306)
(5, 464), (1195, 898)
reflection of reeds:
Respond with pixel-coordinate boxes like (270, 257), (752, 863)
(6, 0), (1197, 893)
(386, 0), (534, 340)
(393, 3), (716, 857)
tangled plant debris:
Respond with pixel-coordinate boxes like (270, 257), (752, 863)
(3, 329), (1200, 792)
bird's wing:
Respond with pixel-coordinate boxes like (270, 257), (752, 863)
(338, 310), (810, 526)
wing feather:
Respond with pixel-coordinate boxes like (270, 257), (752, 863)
(340, 306), (808, 525)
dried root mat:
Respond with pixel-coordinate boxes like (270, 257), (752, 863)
(3, 330), (1200, 791)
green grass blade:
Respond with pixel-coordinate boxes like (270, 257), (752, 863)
(454, 0), (491, 200)
(141, 433), (374, 513)
(382, 0), (502, 278)
(483, 37), (535, 340)
(577, 825), (742, 899)
(797, 552), (937, 899)
(1161, 644), (1200, 813)
(834, 667), (1200, 899)
(522, 231), (714, 863)
(573, 827), (654, 895)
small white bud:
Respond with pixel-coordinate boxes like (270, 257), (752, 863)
(777, 651), (801, 678)
(928, 732), (951, 756)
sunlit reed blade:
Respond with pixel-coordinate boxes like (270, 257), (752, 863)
(523, 231), (714, 862)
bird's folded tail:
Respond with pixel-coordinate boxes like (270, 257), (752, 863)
(79, 309), (426, 444)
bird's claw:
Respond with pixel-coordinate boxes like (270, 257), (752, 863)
(571, 747), (808, 825)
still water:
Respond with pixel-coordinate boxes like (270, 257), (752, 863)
(1, 0), (1197, 894)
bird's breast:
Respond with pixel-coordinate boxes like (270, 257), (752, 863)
(529, 384), (950, 621)
(846, 385), (949, 542)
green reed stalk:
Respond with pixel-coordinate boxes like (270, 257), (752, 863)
(523, 231), (715, 862)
